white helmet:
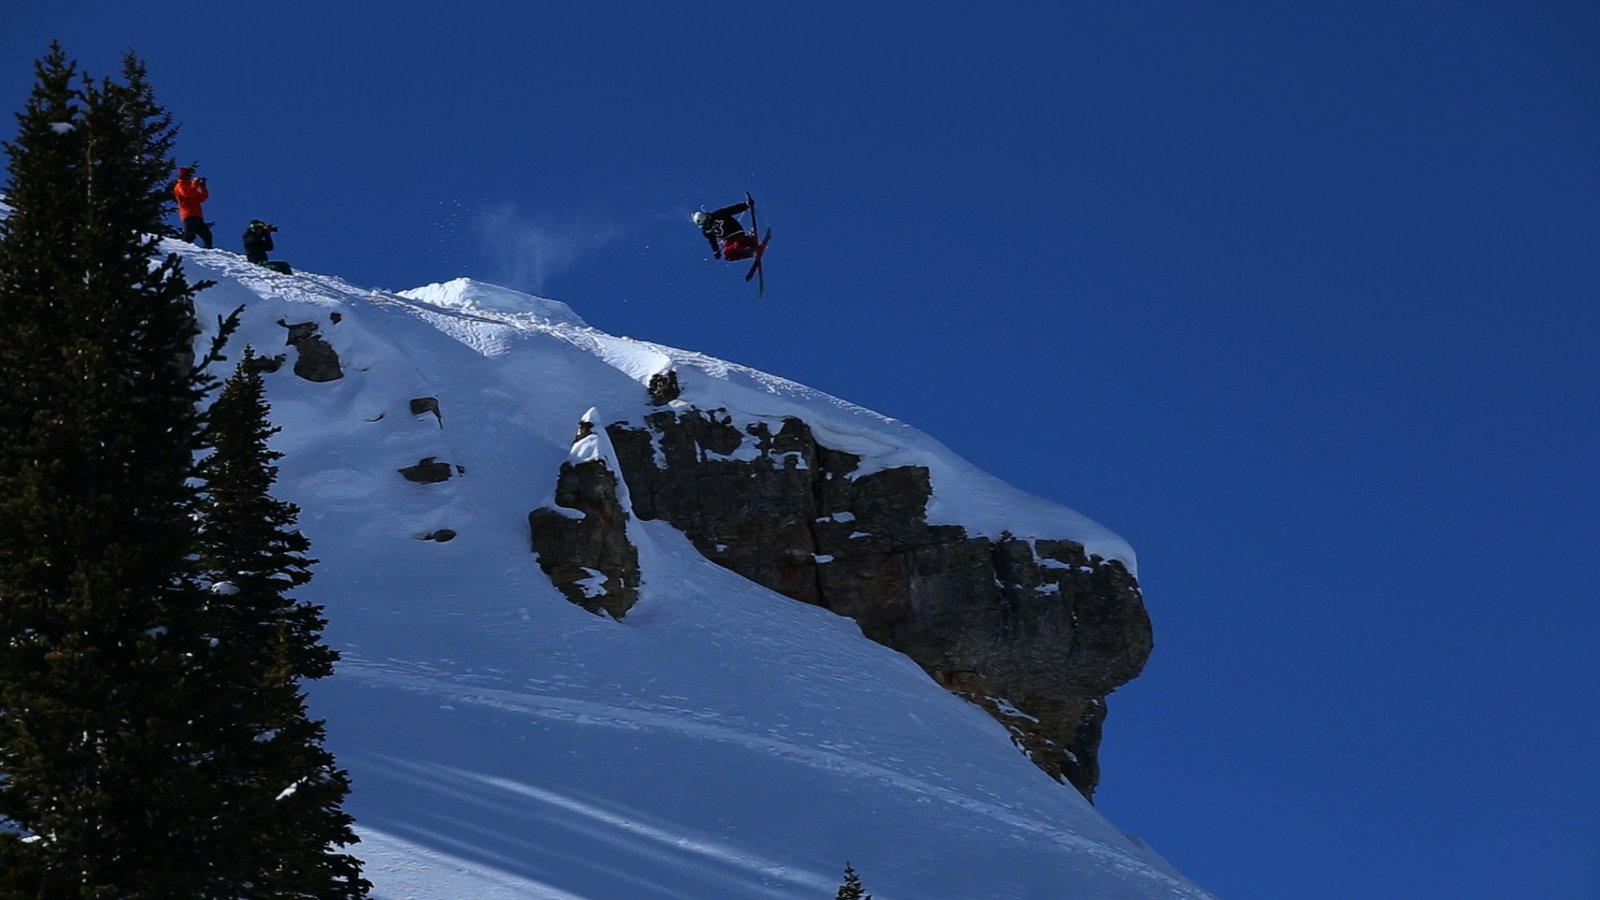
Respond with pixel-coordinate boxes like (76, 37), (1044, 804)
(691, 210), (707, 227)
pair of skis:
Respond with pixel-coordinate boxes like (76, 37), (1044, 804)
(742, 191), (771, 297)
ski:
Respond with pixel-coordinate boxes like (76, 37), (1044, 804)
(744, 227), (771, 296)
(743, 193), (768, 296)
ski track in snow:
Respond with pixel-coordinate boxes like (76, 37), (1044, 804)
(341, 656), (1205, 898)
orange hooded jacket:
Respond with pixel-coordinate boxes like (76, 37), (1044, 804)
(173, 169), (209, 221)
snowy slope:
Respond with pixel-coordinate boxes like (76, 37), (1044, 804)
(167, 242), (1206, 899)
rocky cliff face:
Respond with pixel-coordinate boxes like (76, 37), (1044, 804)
(531, 402), (1152, 800)
(528, 421), (642, 620)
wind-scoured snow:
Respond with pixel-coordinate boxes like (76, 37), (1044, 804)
(398, 277), (588, 328)
(132, 238), (1199, 898)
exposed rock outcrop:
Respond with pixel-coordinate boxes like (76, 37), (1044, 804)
(277, 318), (343, 382)
(397, 457), (459, 484)
(243, 352), (286, 374)
(602, 406), (1152, 799)
(410, 396), (443, 426)
(528, 416), (642, 620)
(647, 370), (681, 405)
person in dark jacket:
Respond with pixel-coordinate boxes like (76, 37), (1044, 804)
(692, 200), (758, 261)
(242, 219), (277, 264)
(173, 166), (212, 248)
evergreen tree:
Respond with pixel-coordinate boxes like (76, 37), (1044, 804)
(195, 346), (368, 895)
(0, 49), (85, 894)
(836, 862), (873, 900)
(0, 42), (218, 896)
(0, 45), (371, 897)
(101, 51), (179, 235)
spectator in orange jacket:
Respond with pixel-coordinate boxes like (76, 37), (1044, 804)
(173, 166), (212, 248)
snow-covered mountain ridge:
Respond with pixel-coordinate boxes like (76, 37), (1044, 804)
(167, 242), (1209, 898)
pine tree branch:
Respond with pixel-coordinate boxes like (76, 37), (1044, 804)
(193, 301), (241, 376)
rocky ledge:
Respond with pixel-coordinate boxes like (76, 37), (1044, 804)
(533, 403), (1152, 799)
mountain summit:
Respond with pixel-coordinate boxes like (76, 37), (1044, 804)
(171, 241), (1210, 899)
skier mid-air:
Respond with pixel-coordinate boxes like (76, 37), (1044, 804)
(693, 199), (756, 260)
(693, 192), (771, 295)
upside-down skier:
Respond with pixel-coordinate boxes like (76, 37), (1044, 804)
(692, 200), (759, 261)
(693, 192), (772, 295)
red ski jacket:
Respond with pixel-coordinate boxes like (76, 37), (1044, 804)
(173, 175), (209, 221)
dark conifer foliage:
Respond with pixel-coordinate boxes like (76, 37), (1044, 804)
(0, 41), (217, 896)
(0, 45), (363, 896)
(102, 51), (179, 235)
(835, 862), (873, 900)
(0, 50), (81, 897)
(196, 346), (368, 894)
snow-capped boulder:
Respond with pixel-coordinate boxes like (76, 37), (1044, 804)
(528, 410), (642, 619)
(277, 317), (342, 382)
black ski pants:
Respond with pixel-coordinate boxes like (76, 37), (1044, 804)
(182, 215), (213, 249)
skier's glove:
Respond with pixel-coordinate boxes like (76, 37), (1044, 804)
(713, 250), (722, 260)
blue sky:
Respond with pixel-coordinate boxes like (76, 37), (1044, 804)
(5, 2), (1598, 897)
